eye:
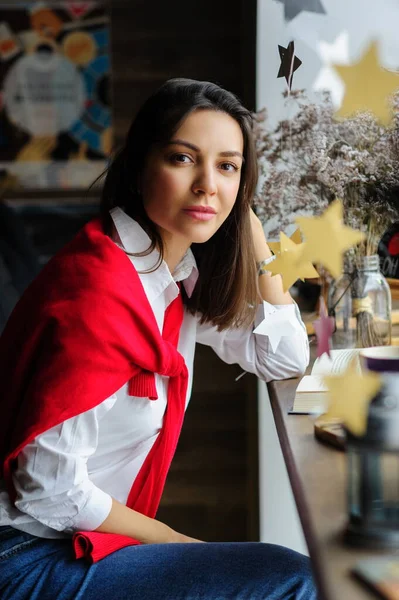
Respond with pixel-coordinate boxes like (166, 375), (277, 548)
(171, 153), (192, 164)
(220, 162), (239, 172)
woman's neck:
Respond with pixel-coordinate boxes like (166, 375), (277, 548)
(161, 231), (190, 275)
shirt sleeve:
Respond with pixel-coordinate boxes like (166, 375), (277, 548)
(12, 395), (117, 534)
(195, 301), (309, 382)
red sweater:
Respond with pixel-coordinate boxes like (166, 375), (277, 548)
(0, 218), (188, 562)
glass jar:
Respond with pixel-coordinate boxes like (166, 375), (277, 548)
(328, 255), (392, 348)
(345, 374), (399, 549)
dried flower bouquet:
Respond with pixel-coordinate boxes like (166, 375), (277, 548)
(253, 90), (399, 347)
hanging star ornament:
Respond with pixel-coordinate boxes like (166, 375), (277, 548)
(322, 358), (382, 437)
(295, 199), (366, 279)
(268, 227), (302, 255)
(274, 0), (326, 22)
(333, 41), (399, 125)
(268, 229), (318, 282)
(313, 296), (335, 359)
(253, 304), (298, 353)
(263, 231), (319, 292)
(277, 41), (302, 90)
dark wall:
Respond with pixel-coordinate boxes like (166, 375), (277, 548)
(108, 0), (259, 541)
(110, 0), (257, 144)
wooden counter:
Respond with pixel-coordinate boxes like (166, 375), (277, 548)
(267, 371), (394, 600)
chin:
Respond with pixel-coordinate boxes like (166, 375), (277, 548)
(189, 229), (218, 244)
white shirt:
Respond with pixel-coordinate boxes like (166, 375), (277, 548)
(0, 208), (309, 539)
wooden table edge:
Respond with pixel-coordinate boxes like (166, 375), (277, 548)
(267, 378), (332, 600)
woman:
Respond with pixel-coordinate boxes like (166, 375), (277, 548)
(0, 78), (315, 599)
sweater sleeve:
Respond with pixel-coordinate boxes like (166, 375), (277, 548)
(195, 301), (309, 382)
(13, 395), (117, 534)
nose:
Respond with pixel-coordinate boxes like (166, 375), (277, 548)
(192, 164), (217, 196)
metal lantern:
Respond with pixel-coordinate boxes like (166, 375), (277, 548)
(345, 374), (399, 549)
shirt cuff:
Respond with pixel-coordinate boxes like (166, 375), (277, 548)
(253, 300), (309, 377)
(62, 485), (113, 534)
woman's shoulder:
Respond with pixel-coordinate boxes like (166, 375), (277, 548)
(47, 218), (137, 290)
(17, 218), (141, 325)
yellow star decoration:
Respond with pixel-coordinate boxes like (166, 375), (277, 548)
(262, 231), (319, 292)
(323, 358), (382, 437)
(268, 228), (319, 284)
(268, 228), (302, 255)
(295, 199), (365, 279)
(333, 41), (399, 125)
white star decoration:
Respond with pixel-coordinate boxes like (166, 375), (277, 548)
(254, 303), (298, 353)
(313, 31), (350, 106)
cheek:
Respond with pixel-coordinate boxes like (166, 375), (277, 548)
(222, 178), (241, 208)
(145, 167), (184, 202)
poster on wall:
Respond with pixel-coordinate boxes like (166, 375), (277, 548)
(0, 2), (111, 190)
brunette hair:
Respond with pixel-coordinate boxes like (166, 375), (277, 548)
(100, 78), (260, 330)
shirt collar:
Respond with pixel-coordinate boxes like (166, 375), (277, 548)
(109, 207), (199, 302)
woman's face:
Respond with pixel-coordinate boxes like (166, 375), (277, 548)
(141, 109), (244, 250)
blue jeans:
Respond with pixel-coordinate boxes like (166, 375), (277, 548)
(0, 526), (316, 599)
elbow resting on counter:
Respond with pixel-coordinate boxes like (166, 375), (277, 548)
(255, 328), (310, 383)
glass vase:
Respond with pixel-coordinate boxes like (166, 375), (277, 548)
(327, 255), (392, 349)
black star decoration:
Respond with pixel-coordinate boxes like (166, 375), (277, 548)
(277, 41), (302, 90)
(274, 0), (326, 22)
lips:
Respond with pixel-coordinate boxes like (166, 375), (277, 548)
(183, 205), (216, 214)
(182, 205), (217, 222)
(183, 209), (216, 222)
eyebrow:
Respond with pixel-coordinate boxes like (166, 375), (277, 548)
(166, 138), (245, 162)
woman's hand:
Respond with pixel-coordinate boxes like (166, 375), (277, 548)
(169, 530), (205, 543)
(249, 207), (264, 237)
(249, 207), (273, 263)
(248, 207), (293, 304)
(96, 498), (205, 544)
